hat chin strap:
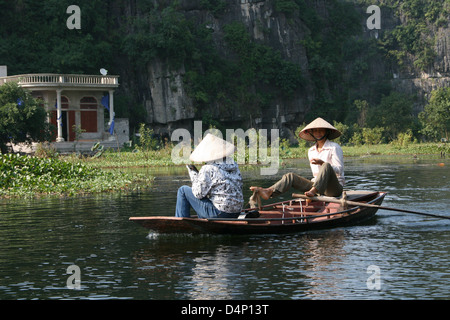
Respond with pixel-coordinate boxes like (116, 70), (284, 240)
(308, 131), (329, 142)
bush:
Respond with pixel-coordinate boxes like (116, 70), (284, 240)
(367, 92), (414, 141)
(362, 127), (385, 145)
(349, 130), (364, 146)
(34, 142), (59, 158)
(137, 123), (159, 155)
(391, 129), (416, 147)
(332, 121), (350, 144)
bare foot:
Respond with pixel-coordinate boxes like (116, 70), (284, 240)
(249, 186), (273, 200)
(304, 187), (318, 197)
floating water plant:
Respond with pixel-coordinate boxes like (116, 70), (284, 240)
(0, 153), (153, 198)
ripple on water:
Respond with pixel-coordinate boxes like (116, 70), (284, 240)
(0, 159), (449, 299)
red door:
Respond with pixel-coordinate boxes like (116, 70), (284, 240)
(68, 111), (76, 141)
(50, 110), (57, 141)
(50, 110), (76, 141)
(80, 97), (98, 133)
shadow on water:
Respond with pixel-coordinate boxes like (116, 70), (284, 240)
(0, 156), (449, 299)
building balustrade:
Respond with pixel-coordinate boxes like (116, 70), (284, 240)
(0, 73), (119, 88)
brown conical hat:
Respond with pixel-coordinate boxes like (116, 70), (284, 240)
(298, 117), (341, 141)
(189, 133), (235, 162)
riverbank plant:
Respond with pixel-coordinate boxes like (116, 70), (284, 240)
(1, 139), (445, 199)
(64, 140), (446, 170)
(0, 153), (153, 199)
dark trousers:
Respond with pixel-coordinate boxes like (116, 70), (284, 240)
(270, 162), (343, 197)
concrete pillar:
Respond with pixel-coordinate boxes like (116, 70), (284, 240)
(108, 89), (115, 140)
(108, 89), (114, 126)
(56, 89), (64, 142)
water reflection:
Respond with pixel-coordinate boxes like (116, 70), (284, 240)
(130, 229), (365, 299)
(299, 231), (345, 298)
(185, 246), (237, 299)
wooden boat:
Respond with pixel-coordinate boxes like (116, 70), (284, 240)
(129, 190), (387, 235)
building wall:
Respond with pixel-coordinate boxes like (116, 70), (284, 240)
(31, 90), (107, 141)
(113, 118), (130, 147)
(0, 66), (7, 77)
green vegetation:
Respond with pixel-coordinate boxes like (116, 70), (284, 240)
(0, 0), (371, 130)
(297, 0), (362, 121)
(2, 136), (445, 199)
(343, 87), (448, 144)
(69, 140), (447, 170)
(374, 0), (449, 71)
(0, 0), (113, 75)
(0, 153), (153, 199)
(0, 82), (51, 153)
(419, 88), (450, 141)
(136, 123), (160, 161)
(0, 0), (448, 149)
(121, 6), (194, 70)
(223, 22), (303, 97)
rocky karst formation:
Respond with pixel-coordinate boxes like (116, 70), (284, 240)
(112, 0), (450, 138)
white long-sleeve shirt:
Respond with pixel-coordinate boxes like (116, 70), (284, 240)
(308, 140), (345, 186)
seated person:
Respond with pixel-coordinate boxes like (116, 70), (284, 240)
(175, 133), (244, 219)
(250, 117), (344, 201)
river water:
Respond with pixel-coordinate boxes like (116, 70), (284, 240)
(0, 156), (449, 301)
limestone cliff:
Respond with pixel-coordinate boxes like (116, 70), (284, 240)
(113, 0), (450, 139)
(391, 26), (450, 114)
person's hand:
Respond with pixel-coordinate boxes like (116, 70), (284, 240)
(310, 158), (324, 165)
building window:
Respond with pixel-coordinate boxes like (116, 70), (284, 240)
(61, 96), (69, 108)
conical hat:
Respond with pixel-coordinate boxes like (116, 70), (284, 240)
(298, 117), (341, 141)
(189, 133), (235, 162)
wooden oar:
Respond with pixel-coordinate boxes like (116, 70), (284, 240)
(292, 193), (450, 220)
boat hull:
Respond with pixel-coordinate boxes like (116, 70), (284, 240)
(130, 191), (386, 235)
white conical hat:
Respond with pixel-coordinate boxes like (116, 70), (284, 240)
(189, 133), (235, 162)
(298, 117), (341, 141)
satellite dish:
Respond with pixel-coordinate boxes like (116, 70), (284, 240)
(100, 68), (108, 76)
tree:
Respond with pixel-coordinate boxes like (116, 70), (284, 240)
(0, 82), (51, 153)
(367, 91), (414, 141)
(354, 99), (369, 127)
(419, 87), (450, 141)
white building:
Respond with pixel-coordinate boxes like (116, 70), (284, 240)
(0, 66), (129, 152)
